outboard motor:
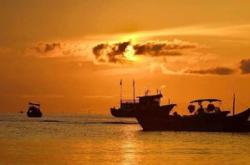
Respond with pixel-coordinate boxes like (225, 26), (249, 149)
(188, 104), (195, 113)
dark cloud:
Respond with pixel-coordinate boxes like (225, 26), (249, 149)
(92, 40), (198, 63)
(240, 59), (250, 74)
(134, 41), (196, 56)
(92, 41), (130, 63)
(92, 44), (108, 59)
(187, 67), (235, 75)
(34, 42), (61, 53)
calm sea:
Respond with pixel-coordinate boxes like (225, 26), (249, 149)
(0, 113), (249, 165)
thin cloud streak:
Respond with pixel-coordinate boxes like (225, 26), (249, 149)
(186, 67), (236, 75)
(85, 24), (250, 41)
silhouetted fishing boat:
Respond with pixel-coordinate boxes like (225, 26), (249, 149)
(111, 80), (137, 117)
(27, 102), (42, 117)
(111, 93), (176, 117)
(110, 80), (175, 117)
(111, 100), (138, 117)
(136, 97), (250, 132)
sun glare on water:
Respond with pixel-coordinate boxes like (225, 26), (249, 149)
(124, 45), (137, 62)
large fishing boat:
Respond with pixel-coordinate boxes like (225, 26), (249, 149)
(135, 97), (250, 132)
(111, 93), (176, 117)
(110, 80), (176, 118)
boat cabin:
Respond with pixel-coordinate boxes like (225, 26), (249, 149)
(119, 93), (163, 110)
(137, 94), (162, 107)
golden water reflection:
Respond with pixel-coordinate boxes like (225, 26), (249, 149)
(121, 126), (140, 165)
(68, 124), (250, 165)
(1, 115), (250, 165)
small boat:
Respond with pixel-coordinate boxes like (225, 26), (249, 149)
(136, 98), (250, 132)
(27, 102), (42, 117)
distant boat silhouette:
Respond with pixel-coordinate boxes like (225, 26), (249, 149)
(27, 102), (42, 117)
(110, 80), (175, 117)
(136, 97), (250, 132)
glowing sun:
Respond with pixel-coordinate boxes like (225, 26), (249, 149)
(123, 45), (137, 61)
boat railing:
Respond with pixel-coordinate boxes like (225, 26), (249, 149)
(121, 99), (139, 104)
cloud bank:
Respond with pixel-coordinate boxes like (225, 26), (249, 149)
(92, 40), (199, 63)
(27, 41), (94, 60)
(26, 39), (250, 77)
(93, 41), (130, 63)
(34, 43), (61, 54)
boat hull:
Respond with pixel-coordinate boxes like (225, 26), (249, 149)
(27, 112), (42, 118)
(110, 108), (136, 118)
(111, 104), (176, 118)
(136, 109), (250, 132)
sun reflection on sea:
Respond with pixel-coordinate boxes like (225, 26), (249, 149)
(2, 115), (250, 165)
(120, 125), (140, 165)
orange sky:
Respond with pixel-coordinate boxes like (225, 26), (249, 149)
(0, 0), (250, 115)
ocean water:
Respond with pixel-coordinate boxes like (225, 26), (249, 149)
(0, 114), (250, 165)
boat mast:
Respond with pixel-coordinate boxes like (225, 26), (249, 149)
(133, 79), (136, 103)
(232, 93), (236, 116)
(120, 79), (123, 104)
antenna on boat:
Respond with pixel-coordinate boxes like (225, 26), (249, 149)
(120, 79), (123, 104)
(133, 79), (136, 103)
(232, 93), (236, 116)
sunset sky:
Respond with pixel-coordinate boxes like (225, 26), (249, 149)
(1, 0), (250, 114)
